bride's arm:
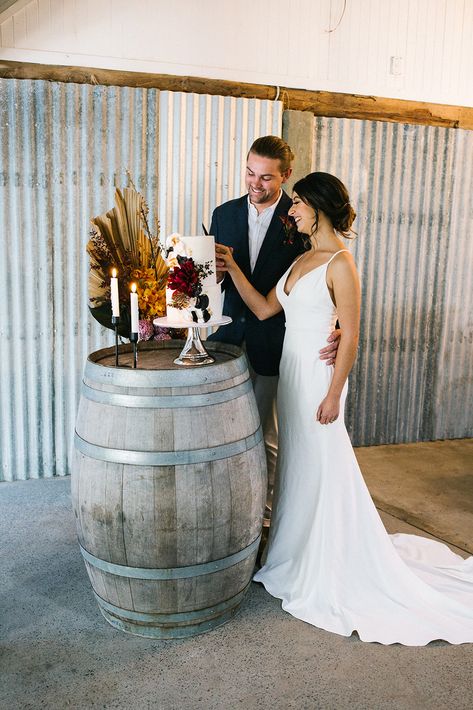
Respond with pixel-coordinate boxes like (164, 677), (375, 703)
(316, 253), (360, 425)
(215, 244), (282, 320)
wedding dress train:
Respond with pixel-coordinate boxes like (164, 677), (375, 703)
(253, 250), (473, 645)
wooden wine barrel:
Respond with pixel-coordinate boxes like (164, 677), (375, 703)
(71, 340), (267, 639)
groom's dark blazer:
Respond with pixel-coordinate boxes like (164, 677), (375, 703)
(207, 191), (303, 376)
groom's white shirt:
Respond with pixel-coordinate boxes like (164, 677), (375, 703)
(247, 190), (283, 271)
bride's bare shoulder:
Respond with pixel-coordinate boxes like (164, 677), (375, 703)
(327, 251), (359, 283)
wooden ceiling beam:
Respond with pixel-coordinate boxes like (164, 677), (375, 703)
(1, 59), (471, 130)
(0, 1), (19, 15)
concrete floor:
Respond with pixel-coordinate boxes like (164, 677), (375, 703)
(357, 439), (473, 555)
(1, 440), (472, 710)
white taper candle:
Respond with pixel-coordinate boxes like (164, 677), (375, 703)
(110, 268), (120, 317)
(130, 283), (139, 334)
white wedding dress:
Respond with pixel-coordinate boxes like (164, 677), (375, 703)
(253, 250), (473, 645)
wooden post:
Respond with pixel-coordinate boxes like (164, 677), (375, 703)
(283, 109), (315, 193)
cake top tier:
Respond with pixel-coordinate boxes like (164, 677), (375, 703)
(164, 234), (216, 286)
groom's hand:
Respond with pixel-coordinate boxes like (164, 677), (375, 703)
(319, 329), (341, 366)
(215, 244), (234, 283)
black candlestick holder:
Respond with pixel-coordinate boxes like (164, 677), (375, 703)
(129, 332), (138, 369)
(111, 315), (120, 367)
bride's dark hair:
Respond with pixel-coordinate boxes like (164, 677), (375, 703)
(292, 172), (356, 240)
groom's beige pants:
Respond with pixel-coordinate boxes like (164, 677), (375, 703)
(247, 362), (279, 527)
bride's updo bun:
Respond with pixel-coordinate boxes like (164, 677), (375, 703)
(292, 172), (356, 238)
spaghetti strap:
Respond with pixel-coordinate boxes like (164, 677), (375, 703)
(326, 249), (350, 266)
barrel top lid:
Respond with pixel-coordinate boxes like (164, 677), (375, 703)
(85, 340), (247, 386)
(94, 347), (236, 371)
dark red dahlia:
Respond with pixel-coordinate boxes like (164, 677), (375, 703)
(168, 257), (200, 297)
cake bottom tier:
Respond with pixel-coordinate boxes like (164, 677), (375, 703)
(166, 284), (223, 324)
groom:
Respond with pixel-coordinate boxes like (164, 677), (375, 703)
(208, 135), (339, 524)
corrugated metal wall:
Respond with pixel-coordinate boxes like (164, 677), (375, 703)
(312, 117), (473, 445)
(0, 79), (161, 481)
(0, 79), (282, 481)
(158, 91), (281, 235)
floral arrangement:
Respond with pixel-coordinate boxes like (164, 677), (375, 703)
(168, 256), (213, 310)
(86, 178), (180, 340)
(280, 214), (298, 245)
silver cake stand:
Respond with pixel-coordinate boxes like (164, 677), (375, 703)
(154, 316), (232, 366)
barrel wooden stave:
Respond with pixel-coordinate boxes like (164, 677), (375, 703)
(83, 558), (255, 615)
(73, 451), (264, 569)
(75, 397), (261, 453)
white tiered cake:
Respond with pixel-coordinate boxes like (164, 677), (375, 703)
(165, 234), (223, 325)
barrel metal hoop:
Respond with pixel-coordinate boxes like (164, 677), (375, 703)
(81, 377), (253, 409)
(94, 584), (249, 624)
(80, 534), (261, 580)
(85, 350), (248, 388)
(74, 426), (263, 465)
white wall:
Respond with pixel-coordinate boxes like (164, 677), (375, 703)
(1, 0), (472, 107)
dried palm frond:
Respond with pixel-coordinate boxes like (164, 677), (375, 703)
(87, 185), (168, 334)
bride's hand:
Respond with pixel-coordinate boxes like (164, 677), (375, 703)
(316, 394), (340, 425)
(215, 243), (236, 272)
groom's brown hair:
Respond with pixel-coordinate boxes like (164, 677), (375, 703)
(248, 136), (294, 174)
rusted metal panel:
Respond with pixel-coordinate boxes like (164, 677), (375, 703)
(312, 116), (473, 445)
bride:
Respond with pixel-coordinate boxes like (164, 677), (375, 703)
(216, 171), (473, 646)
